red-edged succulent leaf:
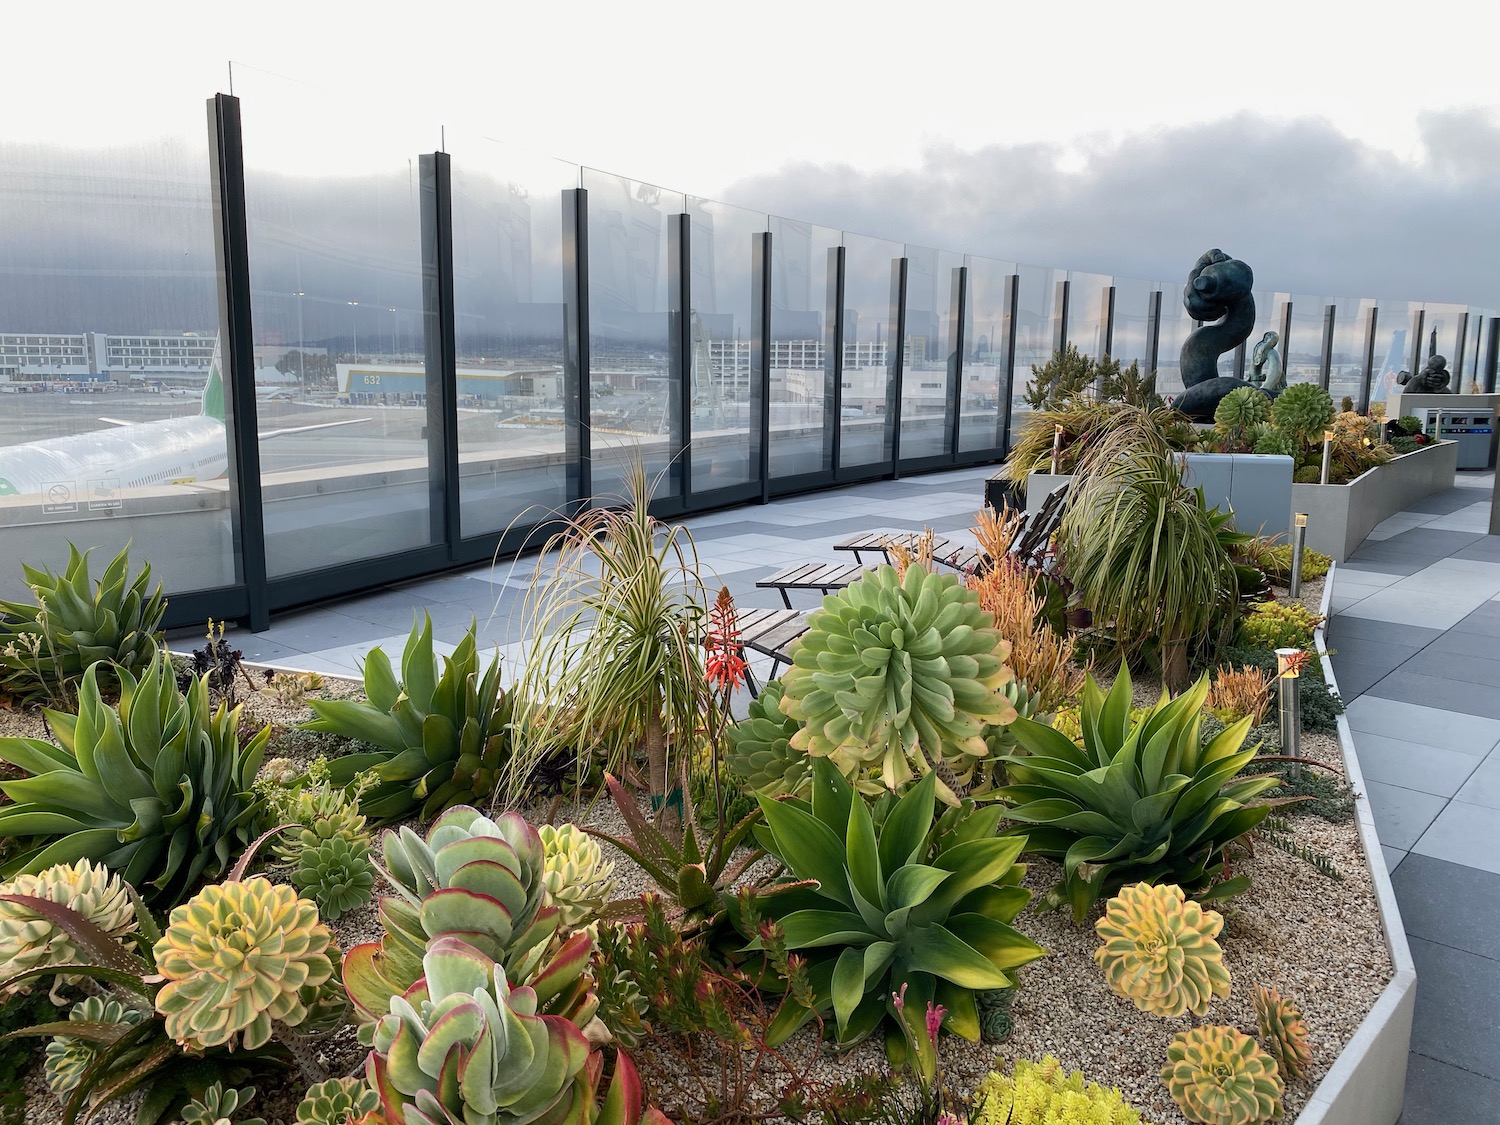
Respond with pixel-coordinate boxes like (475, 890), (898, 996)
(0, 894), (151, 978)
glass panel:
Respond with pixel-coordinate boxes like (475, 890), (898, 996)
(1464, 310), (1487, 390)
(1153, 277), (1193, 401)
(1109, 277), (1157, 373)
(1007, 265), (1064, 446)
(960, 254), (1017, 453)
(1283, 294), (1325, 386)
(449, 135), (578, 538)
(768, 217), (839, 478)
(687, 197), (765, 491)
(582, 169), (684, 502)
(1369, 300), (1420, 406)
(0, 107), (237, 603)
(238, 72), (437, 578)
(1065, 271), (1111, 361)
(1329, 297), (1375, 407)
(900, 245), (962, 461)
(1422, 302), (1467, 391)
(839, 232), (902, 470)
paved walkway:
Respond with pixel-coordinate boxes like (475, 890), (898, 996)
(1326, 470), (1499, 1125)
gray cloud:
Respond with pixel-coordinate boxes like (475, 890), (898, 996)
(723, 110), (1500, 309)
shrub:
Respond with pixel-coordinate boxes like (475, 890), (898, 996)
(1271, 383), (1335, 446)
(1255, 984), (1312, 1081)
(1397, 414), (1424, 435)
(305, 614), (511, 822)
(0, 859), (138, 999)
(1239, 539), (1330, 585)
(1219, 644), (1343, 734)
(727, 760), (1044, 1048)
(1163, 1025), (1284, 1125)
(1003, 400), (1196, 484)
(0, 652), (268, 906)
(972, 1055), (1150, 1125)
(1094, 883), (1230, 1017)
(995, 667), (1279, 921)
(967, 561), (1086, 714)
(1207, 664), (1273, 727)
(779, 564), (1018, 805)
(1236, 601), (1322, 650)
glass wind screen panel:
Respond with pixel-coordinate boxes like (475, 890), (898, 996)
(1007, 266), (1063, 447)
(1465, 310), (1486, 388)
(238, 74), (436, 578)
(449, 136), (577, 538)
(1232, 290), (1288, 382)
(900, 246), (961, 461)
(768, 217), (838, 478)
(1151, 281), (1195, 401)
(1109, 278), (1156, 373)
(687, 197), (765, 491)
(1283, 295), (1325, 385)
(0, 110), (237, 604)
(1329, 298), (1375, 405)
(1370, 301), (1420, 405)
(1423, 302), (1467, 388)
(583, 169), (683, 503)
(1065, 271), (1111, 361)
(960, 255), (1016, 453)
(839, 232), (902, 470)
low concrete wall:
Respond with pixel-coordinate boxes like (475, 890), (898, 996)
(1291, 440), (1458, 561)
(1294, 566), (1414, 1125)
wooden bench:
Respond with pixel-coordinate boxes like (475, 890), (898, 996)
(755, 561), (875, 608)
(725, 606), (811, 696)
(833, 530), (954, 566)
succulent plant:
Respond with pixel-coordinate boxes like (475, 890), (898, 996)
(728, 759), (1044, 1048)
(296, 1077), (382, 1125)
(973, 1055), (1149, 1125)
(539, 824), (617, 932)
(995, 666), (1279, 921)
(267, 781), (371, 864)
(294, 835), (377, 921)
(0, 858), (138, 996)
(43, 995), (147, 1094)
(1255, 984), (1311, 1081)
(779, 564), (1018, 805)
(974, 987), (1016, 1043)
(1163, 1025), (1284, 1125)
(0, 652), (268, 906)
(155, 876), (339, 1051)
(181, 1082), (267, 1125)
(1252, 427), (1296, 457)
(1271, 382), (1335, 446)
(1094, 882), (1231, 1017)
(261, 757), (305, 787)
(366, 936), (591, 1125)
(726, 679), (811, 798)
(306, 615), (512, 821)
(1215, 386), (1271, 430)
(0, 543), (165, 703)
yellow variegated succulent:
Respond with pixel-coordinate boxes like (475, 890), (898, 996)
(972, 1054), (1152, 1124)
(154, 876), (338, 1050)
(1163, 1025), (1284, 1125)
(1094, 883), (1230, 1017)
(0, 859), (138, 996)
(1254, 984), (1311, 1081)
(295, 1077), (380, 1125)
(44, 996), (147, 1094)
(538, 823), (616, 932)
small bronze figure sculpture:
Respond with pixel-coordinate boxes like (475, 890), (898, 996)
(1398, 354), (1452, 394)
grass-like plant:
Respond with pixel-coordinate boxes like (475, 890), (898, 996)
(1002, 400), (1197, 485)
(507, 460), (711, 810)
(1058, 416), (1239, 689)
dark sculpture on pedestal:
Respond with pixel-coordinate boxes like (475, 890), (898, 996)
(1250, 331), (1285, 393)
(1398, 354), (1452, 394)
(1175, 249), (1265, 420)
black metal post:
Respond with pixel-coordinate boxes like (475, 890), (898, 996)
(1485, 317), (1500, 394)
(947, 265), (967, 457)
(669, 213), (691, 499)
(1410, 308), (1426, 375)
(826, 245), (845, 474)
(1320, 304), (1336, 391)
(752, 231), (772, 503)
(1279, 300), (1294, 382)
(562, 188), (590, 508)
(1054, 278), (1070, 357)
(888, 257), (907, 474)
(1359, 305), (1379, 414)
(999, 274), (1020, 454)
(419, 152), (459, 550)
(1103, 284), (1116, 358)
(1146, 288), (1163, 379)
(1455, 311), (1470, 386)
(207, 93), (269, 632)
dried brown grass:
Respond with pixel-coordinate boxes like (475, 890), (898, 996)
(967, 561), (1085, 713)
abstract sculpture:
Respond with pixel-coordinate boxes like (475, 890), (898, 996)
(1176, 249), (1264, 420)
(1250, 331), (1285, 392)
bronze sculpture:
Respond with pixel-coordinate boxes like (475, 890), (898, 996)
(1176, 249), (1264, 420)
(1398, 354), (1452, 394)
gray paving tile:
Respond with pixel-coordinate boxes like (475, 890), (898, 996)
(1381, 845), (1406, 873)
(1353, 732), (1483, 797)
(1380, 528), (1487, 555)
(333, 597), (488, 632)
(1331, 567), (1404, 590)
(208, 634), (313, 664)
(1368, 669), (1500, 720)
(1402, 648), (1500, 688)
(1453, 538), (1500, 563)
(1328, 635), (1427, 669)
(1325, 616), (1444, 647)
(1412, 801), (1500, 875)
(1407, 937), (1500, 1082)
(1427, 629), (1500, 660)
(1339, 557), (1430, 577)
(1344, 695), (1500, 753)
(1339, 589), (1493, 630)
(1456, 756), (1500, 810)
(1392, 855), (1500, 961)
(1448, 603), (1500, 636)
(1399, 1053), (1500, 1125)
(1329, 658), (1401, 699)
(1366, 780), (1450, 850)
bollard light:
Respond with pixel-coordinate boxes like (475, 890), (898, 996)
(1320, 429), (1334, 484)
(1051, 423), (1064, 475)
(1289, 513), (1308, 598)
(1276, 647), (1304, 778)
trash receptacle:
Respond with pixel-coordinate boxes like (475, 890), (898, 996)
(1433, 410), (1495, 470)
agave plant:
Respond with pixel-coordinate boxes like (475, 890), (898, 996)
(306, 615), (511, 821)
(0, 543), (166, 704)
(779, 564), (1019, 805)
(1094, 882), (1230, 1017)
(727, 759), (1044, 1048)
(1163, 1025), (1284, 1125)
(994, 666), (1280, 922)
(0, 651), (267, 906)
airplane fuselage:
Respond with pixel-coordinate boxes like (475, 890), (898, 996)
(0, 416), (228, 497)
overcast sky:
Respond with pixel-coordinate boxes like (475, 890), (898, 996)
(5, 0), (1498, 307)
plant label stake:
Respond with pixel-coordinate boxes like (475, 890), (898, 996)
(1320, 430), (1333, 484)
(1289, 513), (1308, 598)
(1051, 423), (1063, 475)
(1276, 648), (1303, 778)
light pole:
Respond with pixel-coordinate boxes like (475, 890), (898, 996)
(293, 291), (305, 394)
(388, 307), (397, 357)
(347, 301), (359, 361)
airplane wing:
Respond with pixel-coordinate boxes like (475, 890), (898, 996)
(259, 417), (371, 440)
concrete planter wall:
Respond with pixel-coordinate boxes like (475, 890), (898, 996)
(1290, 440), (1458, 561)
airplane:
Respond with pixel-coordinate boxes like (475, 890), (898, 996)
(1368, 328), (1408, 405)
(0, 339), (365, 499)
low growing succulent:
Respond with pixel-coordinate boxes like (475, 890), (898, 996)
(1163, 1025), (1284, 1125)
(43, 995), (147, 1094)
(1236, 601), (1322, 651)
(181, 1082), (267, 1125)
(1254, 984), (1311, 1081)
(0, 543), (165, 704)
(0, 652), (268, 906)
(0, 859), (138, 997)
(1271, 382), (1335, 446)
(779, 564), (1018, 805)
(540, 824), (617, 932)
(726, 679), (811, 798)
(972, 1055), (1150, 1125)
(306, 615), (512, 821)
(296, 1077), (381, 1125)
(727, 759), (1045, 1048)
(995, 666), (1279, 921)
(1094, 882), (1230, 1017)
(155, 876), (340, 1051)
(293, 835), (376, 920)
(1252, 427), (1296, 458)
